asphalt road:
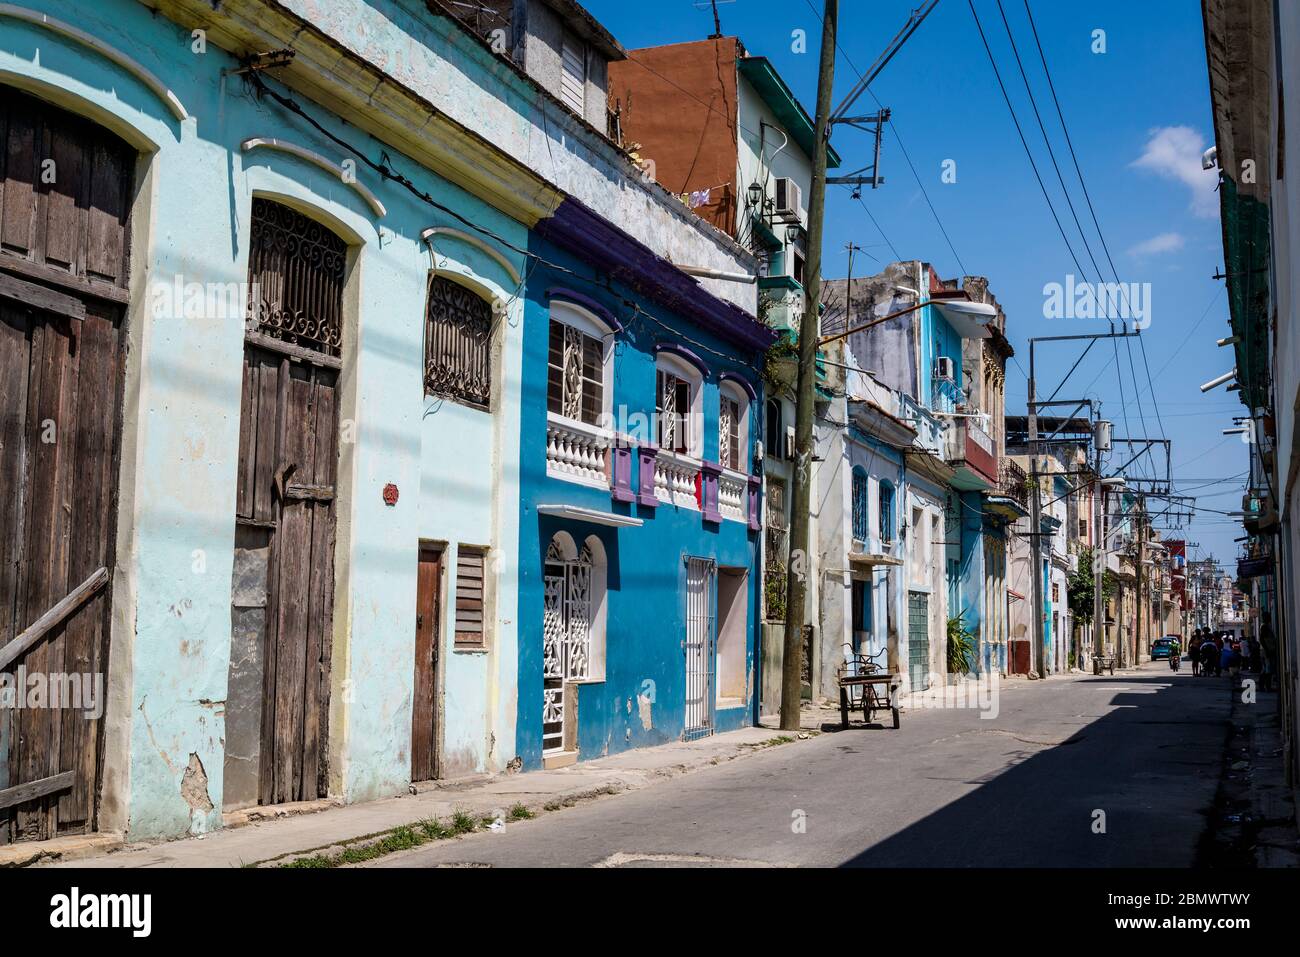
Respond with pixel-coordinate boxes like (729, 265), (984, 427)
(368, 664), (1231, 868)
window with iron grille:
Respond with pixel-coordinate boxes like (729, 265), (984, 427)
(852, 468), (869, 544)
(547, 319), (604, 425)
(765, 479), (788, 621)
(424, 276), (493, 409)
(719, 396), (741, 470)
(879, 481), (895, 545)
(657, 370), (691, 453)
(246, 197), (346, 356)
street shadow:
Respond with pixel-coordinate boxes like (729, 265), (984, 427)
(839, 671), (1233, 867)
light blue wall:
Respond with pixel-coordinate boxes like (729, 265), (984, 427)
(1, 0), (527, 837)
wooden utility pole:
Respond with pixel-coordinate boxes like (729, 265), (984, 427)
(780, 0), (837, 730)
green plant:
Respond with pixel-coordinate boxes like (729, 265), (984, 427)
(946, 613), (976, 675)
(508, 803), (534, 821)
(1067, 546), (1117, 626)
(764, 567), (788, 620)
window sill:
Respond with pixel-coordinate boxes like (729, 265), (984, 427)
(716, 696), (745, 711)
(453, 644), (490, 655)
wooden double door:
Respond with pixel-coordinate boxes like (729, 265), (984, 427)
(232, 346), (339, 806)
(0, 87), (132, 843)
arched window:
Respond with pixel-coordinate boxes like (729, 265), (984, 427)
(425, 275), (493, 408)
(765, 398), (783, 460)
(719, 381), (750, 472)
(879, 480), (895, 545)
(851, 467), (869, 544)
(547, 300), (614, 426)
(656, 351), (703, 456)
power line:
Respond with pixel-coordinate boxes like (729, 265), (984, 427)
(802, 0), (968, 275)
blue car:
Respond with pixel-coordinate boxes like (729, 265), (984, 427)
(1151, 637), (1181, 660)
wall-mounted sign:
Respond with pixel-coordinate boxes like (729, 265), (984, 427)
(383, 483), (399, 507)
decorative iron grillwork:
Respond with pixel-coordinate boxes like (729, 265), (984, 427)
(541, 539), (594, 753)
(425, 275), (493, 408)
(246, 197), (346, 357)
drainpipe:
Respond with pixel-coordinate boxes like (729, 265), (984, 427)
(674, 264), (758, 284)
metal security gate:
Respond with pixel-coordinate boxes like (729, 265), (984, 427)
(683, 557), (716, 741)
(907, 591), (930, 693)
(542, 538), (592, 754)
(0, 87), (133, 843)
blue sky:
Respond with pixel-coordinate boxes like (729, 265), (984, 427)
(585, 0), (1247, 564)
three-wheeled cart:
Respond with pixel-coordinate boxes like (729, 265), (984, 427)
(837, 645), (901, 730)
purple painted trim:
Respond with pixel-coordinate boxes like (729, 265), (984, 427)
(610, 445), (634, 503)
(654, 342), (710, 377)
(535, 197), (777, 353)
(747, 475), (762, 532)
(701, 461), (722, 523)
(545, 286), (624, 331)
(636, 445), (660, 508)
(719, 371), (759, 402)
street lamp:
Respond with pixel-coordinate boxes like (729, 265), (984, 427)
(747, 182), (764, 209)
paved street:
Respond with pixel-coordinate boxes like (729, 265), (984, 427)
(368, 665), (1231, 868)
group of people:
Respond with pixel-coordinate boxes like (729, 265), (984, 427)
(1184, 616), (1277, 690)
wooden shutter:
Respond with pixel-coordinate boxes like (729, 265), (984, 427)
(560, 35), (586, 113)
(454, 546), (487, 646)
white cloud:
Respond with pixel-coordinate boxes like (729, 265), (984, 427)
(1132, 126), (1219, 218)
(1127, 231), (1185, 257)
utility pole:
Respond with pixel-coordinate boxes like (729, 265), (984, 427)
(779, 0), (837, 730)
(1092, 421), (1107, 665)
(1134, 501), (1145, 665)
(1028, 370), (1046, 678)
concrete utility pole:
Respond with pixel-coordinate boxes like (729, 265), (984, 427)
(1028, 379), (1046, 678)
(780, 0), (837, 731)
(1093, 423), (1107, 664)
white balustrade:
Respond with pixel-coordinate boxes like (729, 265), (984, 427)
(546, 414), (611, 488)
(654, 450), (701, 509)
(718, 470), (747, 523)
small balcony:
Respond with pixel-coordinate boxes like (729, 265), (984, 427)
(943, 414), (998, 490)
(546, 414), (612, 489)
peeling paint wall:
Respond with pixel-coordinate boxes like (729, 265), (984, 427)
(1, 0), (527, 838)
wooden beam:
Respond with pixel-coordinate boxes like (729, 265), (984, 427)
(0, 270), (86, 320)
(245, 331), (343, 370)
(0, 567), (108, 673)
(0, 771), (75, 812)
(0, 256), (129, 305)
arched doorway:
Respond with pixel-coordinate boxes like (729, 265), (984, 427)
(0, 86), (135, 843)
(542, 532), (605, 757)
(225, 197), (346, 808)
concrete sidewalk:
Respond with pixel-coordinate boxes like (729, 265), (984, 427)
(15, 669), (1055, 868)
(33, 724), (814, 868)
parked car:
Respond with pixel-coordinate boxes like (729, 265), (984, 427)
(1151, 636), (1181, 660)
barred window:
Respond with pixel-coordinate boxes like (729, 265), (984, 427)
(246, 197), (346, 357)
(657, 370), (691, 453)
(879, 481), (895, 545)
(547, 319), (604, 425)
(424, 276), (493, 409)
(852, 468), (869, 544)
(719, 396), (740, 470)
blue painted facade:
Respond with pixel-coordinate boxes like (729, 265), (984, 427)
(514, 226), (770, 768)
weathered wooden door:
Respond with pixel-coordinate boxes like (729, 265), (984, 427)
(0, 87), (132, 843)
(233, 197), (345, 806)
(411, 546), (442, 782)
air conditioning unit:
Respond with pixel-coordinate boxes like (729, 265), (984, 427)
(773, 177), (802, 222)
(784, 425), (797, 460)
(933, 356), (955, 382)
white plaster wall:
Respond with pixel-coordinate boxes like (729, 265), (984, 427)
(277, 0), (757, 313)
